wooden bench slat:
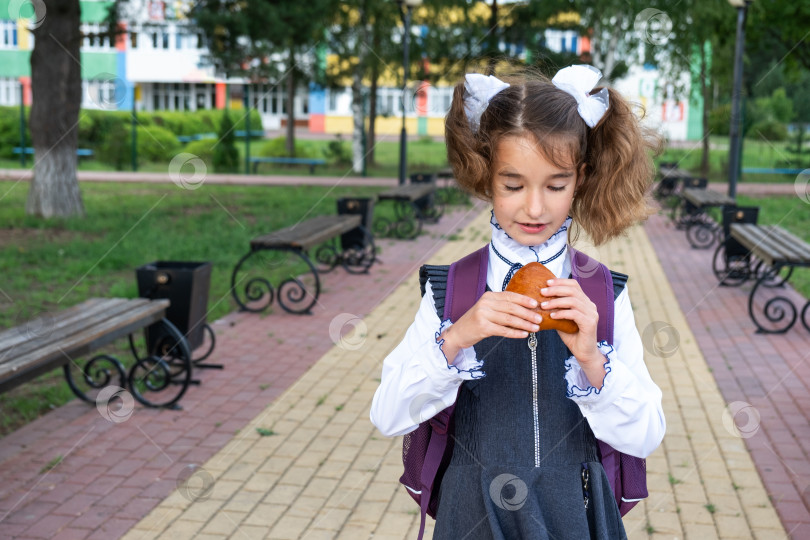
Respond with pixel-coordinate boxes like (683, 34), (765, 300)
(251, 215), (362, 250)
(730, 224), (810, 267)
(0, 299), (167, 363)
(682, 188), (735, 207)
(730, 224), (782, 266)
(378, 184), (435, 201)
(762, 225), (810, 263)
(0, 298), (131, 357)
(0, 299), (170, 388)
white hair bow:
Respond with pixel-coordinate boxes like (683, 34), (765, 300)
(552, 65), (609, 128)
(464, 73), (510, 132)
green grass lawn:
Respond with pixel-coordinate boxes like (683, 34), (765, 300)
(0, 180), (400, 435)
(656, 136), (806, 184)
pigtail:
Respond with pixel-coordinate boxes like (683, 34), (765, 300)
(445, 82), (493, 200)
(572, 88), (662, 246)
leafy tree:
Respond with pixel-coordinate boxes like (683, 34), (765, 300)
(213, 109), (239, 173)
(192, 0), (336, 156)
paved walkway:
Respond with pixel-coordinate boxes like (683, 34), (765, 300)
(0, 202), (486, 539)
(114, 209), (783, 539)
(646, 212), (810, 538)
(1, 199), (800, 539)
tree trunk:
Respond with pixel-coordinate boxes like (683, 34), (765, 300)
(285, 49), (296, 156)
(700, 42), (710, 177)
(350, 3), (369, 175)
(487, 0), (498, 75)
(367, 42), (379, 168)
(26, 0), (84, 218)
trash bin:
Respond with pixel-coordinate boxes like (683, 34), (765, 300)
(136, 261), (212, 351)
(337, 197), (375, 250)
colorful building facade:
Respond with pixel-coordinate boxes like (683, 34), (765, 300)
(0, 0), (701, 140)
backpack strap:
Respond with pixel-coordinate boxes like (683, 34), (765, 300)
(415, 244), (489, 540)
(569, 247), (614, 343)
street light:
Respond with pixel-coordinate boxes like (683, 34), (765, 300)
(397, 0), (422, 186)
(727, 0), (754, 199)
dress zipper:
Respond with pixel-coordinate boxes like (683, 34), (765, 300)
(528, 332), (540, 467)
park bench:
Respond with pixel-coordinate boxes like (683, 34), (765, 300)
(654, 165), (692, 201)
(14, 147), (94, 158)
(712, 206), (760, 287)
(0, 298), (195, 409)
(730, 223), (810, 334)
(679, 188), (736, 249)
(249, 157), (327, 174)
(669, 177), (708, 228)
(231, 201), (376, 314)
(374, 182), (439, 239)
(176, 130), (263, 143)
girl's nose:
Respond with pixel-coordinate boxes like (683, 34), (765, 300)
(525, 189), (544, 219)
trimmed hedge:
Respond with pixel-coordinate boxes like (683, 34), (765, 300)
(0, 106), (262, 163)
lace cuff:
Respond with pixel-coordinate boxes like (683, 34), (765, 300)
(431, 319), (485, 380)
(564, 341), (622, 408)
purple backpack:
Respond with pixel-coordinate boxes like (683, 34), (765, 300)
(400, 245), (648, 539)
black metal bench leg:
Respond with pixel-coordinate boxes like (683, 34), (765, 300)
(748, 265), (799, 334)
(231, 247), (321, 314)
(126, 318), (193, 409)
(63, 354), (127, 404)
(191, 323), (222, 369)
(340, 225), (377, 274)
(686, 218), (718, 249)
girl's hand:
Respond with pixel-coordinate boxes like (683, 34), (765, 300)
(540, 278), (608, 387)
(439, 291), (542, 364)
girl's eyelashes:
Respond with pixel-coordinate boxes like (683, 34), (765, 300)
(505, 185), (522, 192)
(548, 185), (566, 192)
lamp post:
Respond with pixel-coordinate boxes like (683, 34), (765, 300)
(397, 0), (422, 186)
(727, 0), (753, 199)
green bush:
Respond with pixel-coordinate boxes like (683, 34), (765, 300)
(708, 105), (732, 136)
(322, 135), (351, 165)
(0, 106), (31, 159)
(97, 124), (181, 170)
(259, 137), (318, 159)
(213, 110), (239, 173)
(750, 120), (788, 142)
(183, 138), (217, 171)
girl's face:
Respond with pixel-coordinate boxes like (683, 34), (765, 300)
(491, 135), (579, 247)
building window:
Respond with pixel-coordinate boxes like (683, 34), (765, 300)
(130, 31), (137, 48)
(162, 32), (169, 49)
(152, 32), (158, 49)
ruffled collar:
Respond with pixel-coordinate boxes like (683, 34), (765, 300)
(488, 211), (572, 291)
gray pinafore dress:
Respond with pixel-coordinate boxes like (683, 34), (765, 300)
(423, 265), (628, 540)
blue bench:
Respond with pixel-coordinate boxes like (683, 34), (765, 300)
(176, 133), (218, 143)
(249, 156), (326, 174)
(177, 130), (264, 143)
(742, 168), (805, 175)
(14, 147), (94, 157)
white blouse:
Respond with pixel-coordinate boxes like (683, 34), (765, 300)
(370, 215), (666, 459)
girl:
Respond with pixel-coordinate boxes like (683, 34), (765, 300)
(370, 66), (666, 539)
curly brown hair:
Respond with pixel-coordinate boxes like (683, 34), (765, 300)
(445, 71), (661, 246)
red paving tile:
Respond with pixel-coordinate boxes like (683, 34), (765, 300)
(645, 211), (810, 539)
(0, 201), (485, 539)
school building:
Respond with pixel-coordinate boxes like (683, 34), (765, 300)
(0, 0), (699, 141)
